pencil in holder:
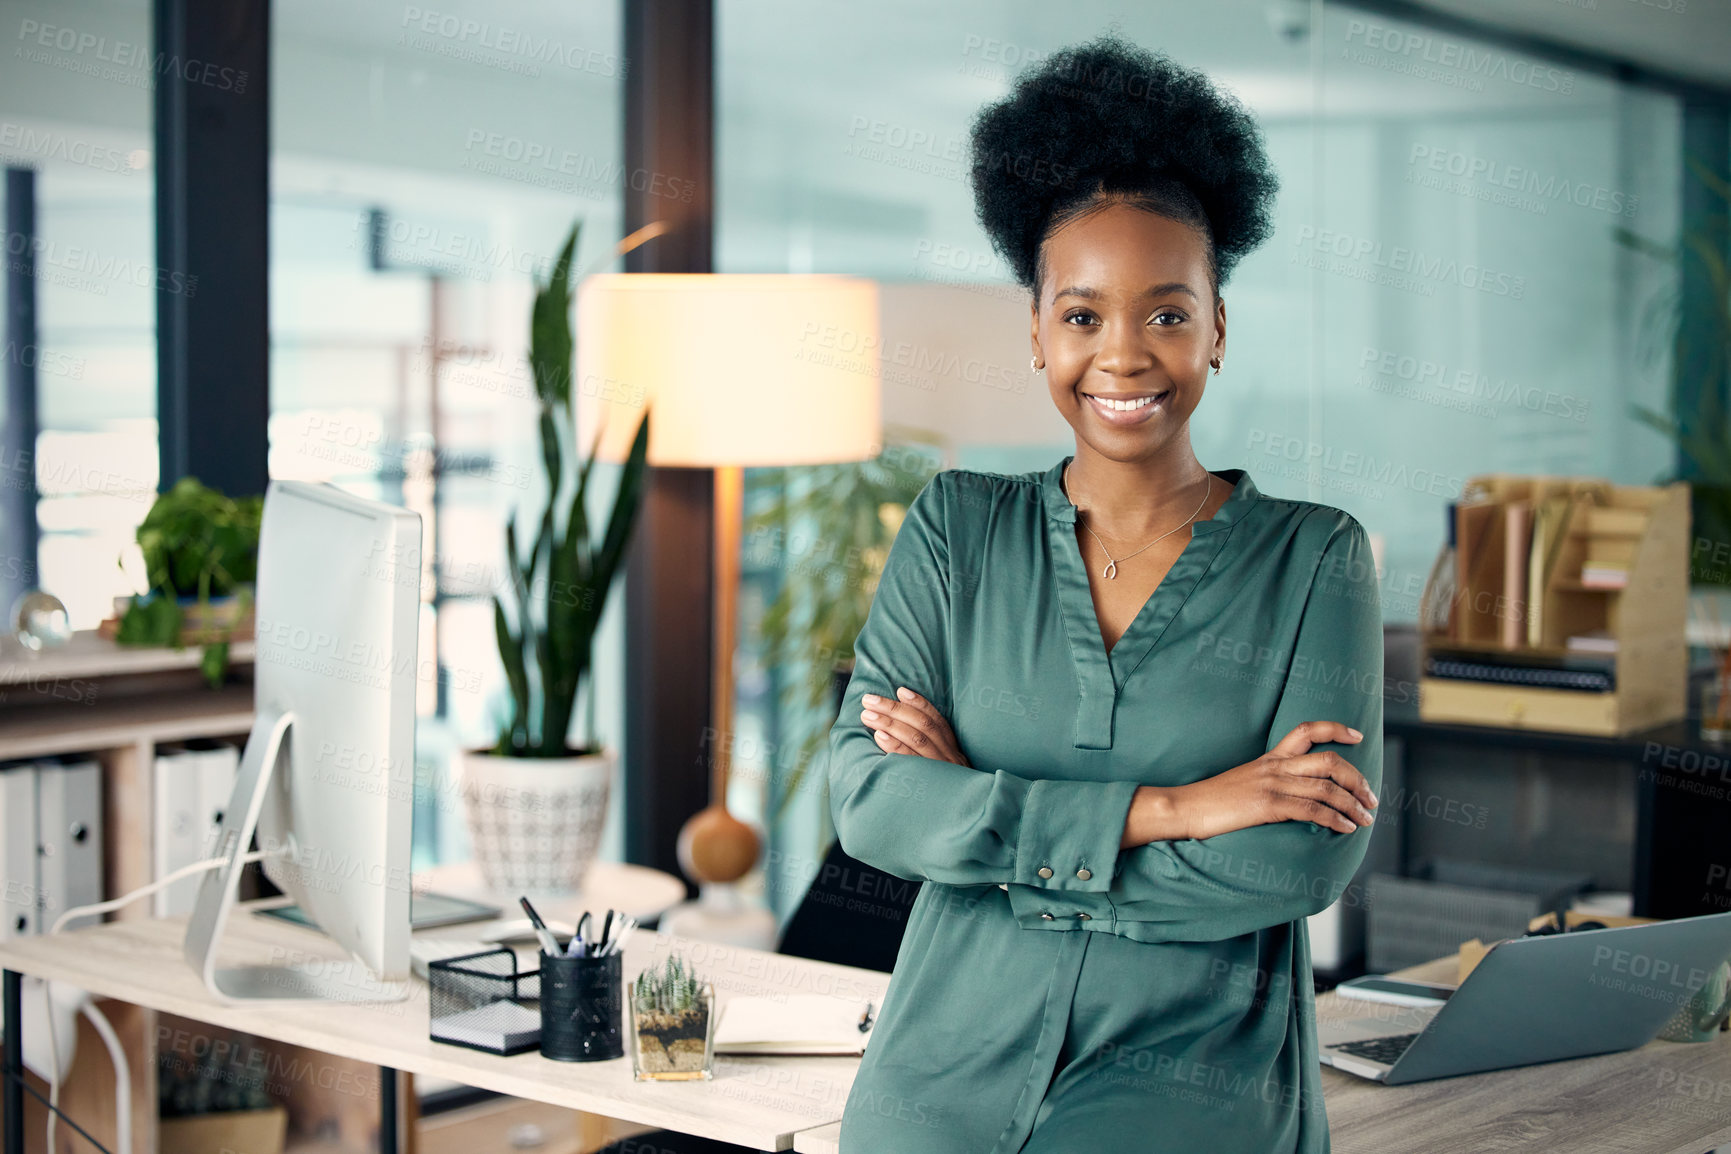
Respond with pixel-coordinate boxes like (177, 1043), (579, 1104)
(540, 950), (623, 1062)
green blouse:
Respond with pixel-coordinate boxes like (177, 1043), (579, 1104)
(826, 456), (1384, 1154)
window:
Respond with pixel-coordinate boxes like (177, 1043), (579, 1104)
(2, 0), (158, 631)
(271, 1), (628, 868)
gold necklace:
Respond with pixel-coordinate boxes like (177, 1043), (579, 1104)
(1063, 461), (1213, 580)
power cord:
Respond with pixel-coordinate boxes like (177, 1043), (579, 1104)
(36, 849), (269, 1154)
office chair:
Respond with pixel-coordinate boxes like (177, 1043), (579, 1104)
(594, 838), (921, 1154)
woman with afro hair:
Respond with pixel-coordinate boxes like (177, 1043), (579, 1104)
(826, 35), (1383, 1153)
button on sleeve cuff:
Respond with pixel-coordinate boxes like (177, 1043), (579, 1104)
(1012, 777), (1140, 892)
(1005, 885), (1115, 929)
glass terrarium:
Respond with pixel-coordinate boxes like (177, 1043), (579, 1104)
(629, 954), (716, 1082)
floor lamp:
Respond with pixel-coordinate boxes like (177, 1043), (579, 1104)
(576, 274), (881, 941)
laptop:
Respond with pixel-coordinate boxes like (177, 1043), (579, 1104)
(1318, 910), (1731, 1085)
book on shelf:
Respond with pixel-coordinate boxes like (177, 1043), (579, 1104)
(1565, 629), (1619, 654)
(1503, 499), (1532, 650)
(1456, 500), (1502, 646)
(1526, 494), (1576, 648)
(1580, 559), (1629, 589)
(1424, 648), (1615, 693)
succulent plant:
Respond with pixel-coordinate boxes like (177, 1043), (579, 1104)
(633, 953), (705, 1016)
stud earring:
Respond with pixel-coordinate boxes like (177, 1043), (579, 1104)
(1030, 356), (1043, 373)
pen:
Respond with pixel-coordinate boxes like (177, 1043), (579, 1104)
(606, 916), (637, 957)
(599, 909), (615, 956)
(519, 896), (564, 957)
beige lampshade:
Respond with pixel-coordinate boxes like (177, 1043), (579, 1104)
(575, 273), (881, 466)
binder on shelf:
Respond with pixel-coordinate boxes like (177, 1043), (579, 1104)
(37, 759), (103, 933)
(153, 743), (240, 916)
(1421, 473), (1689, 736)
(0, 765), (36, 940)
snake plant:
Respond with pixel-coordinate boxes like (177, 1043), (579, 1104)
(491, 221), (651, 757)
(1620, 156), (1731, 585)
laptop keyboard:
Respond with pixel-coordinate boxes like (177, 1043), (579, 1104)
(1331, 1032), (1420, 1066)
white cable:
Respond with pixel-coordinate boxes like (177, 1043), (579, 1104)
(80, 1000), (130, 1154)
(49, 850), (269, 935)
(44, 847), (271, 1150)
(43, 979), (60, 1154)
(39, 991), (135, 1154)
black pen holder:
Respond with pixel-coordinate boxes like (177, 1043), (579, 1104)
(539, 950), (623, 1062)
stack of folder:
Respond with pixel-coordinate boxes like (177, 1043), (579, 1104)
(1422, 472), (1689, 735)
(1511, 491), (1600, 649)
(1434, 479), (1620, 695)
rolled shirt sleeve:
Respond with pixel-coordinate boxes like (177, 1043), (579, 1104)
(1005, 513), (1385, 940)
(827, 472), (1140, 892)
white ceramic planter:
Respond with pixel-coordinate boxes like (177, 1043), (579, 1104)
(459, 747), (613, 895)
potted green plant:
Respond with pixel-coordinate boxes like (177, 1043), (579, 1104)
(742, 432), (943, 829)
(628, 952), (715, 1081)
(112, 476), (263, 688)
(459, 221), (651, 894)
(1620, 157), (1731, 586)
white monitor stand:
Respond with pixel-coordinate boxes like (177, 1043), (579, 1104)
(182, 707), (410, 1004)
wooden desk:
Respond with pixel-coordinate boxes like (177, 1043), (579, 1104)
(792, 1122), (841, 1152)
(1312, 955), (1731, 1153)
(793, 956), (1731, 1154)
(0, 906), (886, 1152)
(14, 922), (1731, 1154)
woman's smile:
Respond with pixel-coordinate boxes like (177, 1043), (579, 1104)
(1081, 388), (1172, 426)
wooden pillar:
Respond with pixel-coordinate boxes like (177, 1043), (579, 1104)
(621, 0), (716, 887)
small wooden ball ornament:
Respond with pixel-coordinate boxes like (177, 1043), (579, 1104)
(677, 804), (760, 884)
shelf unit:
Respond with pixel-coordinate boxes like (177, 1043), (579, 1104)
(1418, 473), (1691, 736)
(0, 633), (258, 1154)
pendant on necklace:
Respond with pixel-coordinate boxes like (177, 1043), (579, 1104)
(1102, 560), (1117, 580)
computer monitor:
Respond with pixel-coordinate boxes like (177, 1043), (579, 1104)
(184, 480), (421, 1002)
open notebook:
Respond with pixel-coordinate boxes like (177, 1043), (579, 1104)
(713, 995), (876, 1056)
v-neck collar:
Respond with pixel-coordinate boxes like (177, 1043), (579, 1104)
(1040, 455), (1258, 750)
(1040, 455), (1259, 532)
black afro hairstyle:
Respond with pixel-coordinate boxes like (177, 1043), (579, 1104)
(968, 35), (1278, 298)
